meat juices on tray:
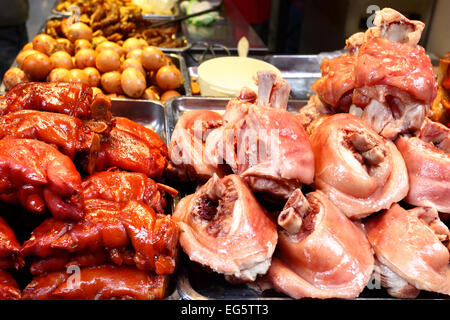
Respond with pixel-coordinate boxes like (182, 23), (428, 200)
(173, 174), (277, 282)
(255, 190), (374, 299)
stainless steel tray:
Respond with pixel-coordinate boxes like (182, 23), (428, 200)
(165, 96), (449, 301)
(111, 99), (167, 142)
(264, 55), (321, 100)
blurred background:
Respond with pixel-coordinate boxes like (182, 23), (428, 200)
(24, 0), (450, 57)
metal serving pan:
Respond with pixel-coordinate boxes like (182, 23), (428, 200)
(264, 55), (321, 100)
(165, 96), (448, 301)
(51, 0), (181, 21)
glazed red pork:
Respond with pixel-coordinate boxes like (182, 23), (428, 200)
(0, 110), (104, 173)
(310, 113), (408, 219)
(257, 190), (374, 299)
(365, 204), (450, 298)
(0, 217), (23, 270)
(0, 82), (112, 122)
(0, 270), (20, 300)
(173, 174), (277, 282)
(395, 119), (450, 213)
(0, 138), (83, 220)
(95, 117), (168, 179)
(22, 264), (169, 300)
(22, 199), (179, 275)
(82, 170), (177, 214)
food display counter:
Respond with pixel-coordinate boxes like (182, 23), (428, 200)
(0, 1), (448, 304)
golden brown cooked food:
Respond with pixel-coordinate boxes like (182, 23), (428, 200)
(431, 53), (450, 127)
(45, 9), (182, 47)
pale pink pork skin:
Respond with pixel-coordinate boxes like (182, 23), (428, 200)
(255, 189), (374, 299)
(173, 174), (278, 282)
(365, 204), (450, 298)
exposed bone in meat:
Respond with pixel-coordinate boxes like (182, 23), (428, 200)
(205, 74), (314, 200)
(21, 200), (179, 275)
(0, 270), (20, 300)
(235, 105), (314, 200)
(345, 32), (365, 55)
(345, 8), (424, 55)
(22, 264), (169, 300)
(96, 117), (168, 179)
(82, 170), (176, 214)
(173, 174), (277, 282)
(257, 190), (374, 299)
(417, 118), (450, 152)
(395, 120), (450, 213)
(0, 138), (83, 220)
(353, 37), (436, 139)
(167, 110), (229, 183)
(0, 217), (23, 270)
(256, 71), (291, 109)
(311, 8), (436, 140)
(372, 8), (425, 45)
(365, 204), (450, 297)
(310, 114), (408, 219)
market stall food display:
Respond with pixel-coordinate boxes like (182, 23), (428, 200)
(0, 5), (449, 300)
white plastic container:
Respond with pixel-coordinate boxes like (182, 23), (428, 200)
(197, 56), (281, 97)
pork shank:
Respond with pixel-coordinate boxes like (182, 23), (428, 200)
(257, 189), (374, 299)
(365, 204), (450, 298)
(310, 113), (408, 219)
(173, 174), (277, 282)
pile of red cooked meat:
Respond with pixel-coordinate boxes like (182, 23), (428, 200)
(0, 82), (179, 300)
